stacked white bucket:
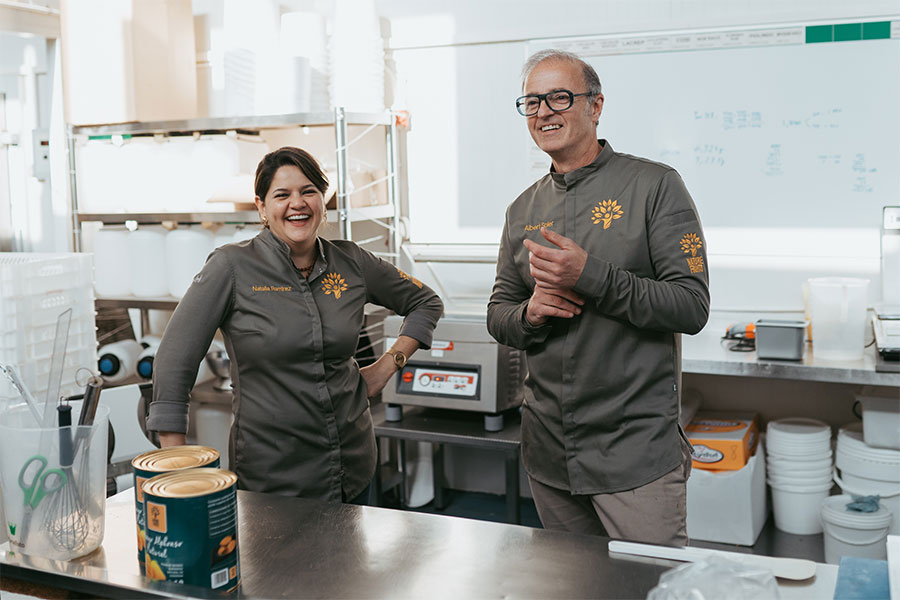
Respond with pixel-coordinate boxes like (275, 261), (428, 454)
(766, 418), (833, 534)
(821, 420), (899, 563)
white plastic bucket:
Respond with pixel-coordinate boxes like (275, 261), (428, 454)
(820, 494), (892, 564)
(808, 277), (869, 361)
(766, 455), (833, 472)
(834, 422), (900, 535)
(770, 480), (833, 534)
(858, 394), (900, 450)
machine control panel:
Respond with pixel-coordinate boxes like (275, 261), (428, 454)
(395, 362), (480, 400)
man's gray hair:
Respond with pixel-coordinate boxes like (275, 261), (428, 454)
(521, 49), (603, 97)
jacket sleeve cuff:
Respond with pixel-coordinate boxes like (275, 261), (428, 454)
(146, 399), (190, 434)
(573, 253), (611, 299)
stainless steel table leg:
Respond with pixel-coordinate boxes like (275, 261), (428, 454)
(433, 443), (446, 510)
(399, 439), (408, 507)
(506, 450), (520, 524)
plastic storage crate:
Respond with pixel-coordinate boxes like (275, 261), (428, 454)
(0, 253), (97, 400)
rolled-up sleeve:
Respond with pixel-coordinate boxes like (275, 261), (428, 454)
(147, 249), (234, 433)
(358, 248), (443, 348)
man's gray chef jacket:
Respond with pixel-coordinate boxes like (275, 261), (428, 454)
(148, 228), (443, 502)
(487, 140), (710, 495)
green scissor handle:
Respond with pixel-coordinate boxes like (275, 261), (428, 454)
(18, 454), (66, 508)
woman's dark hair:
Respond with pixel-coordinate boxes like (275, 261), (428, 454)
(254, 146), (329, 200)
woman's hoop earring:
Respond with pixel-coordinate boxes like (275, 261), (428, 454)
(261, 214), (268, 226)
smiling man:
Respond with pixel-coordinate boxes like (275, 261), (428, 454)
(486, 49), (710, 545)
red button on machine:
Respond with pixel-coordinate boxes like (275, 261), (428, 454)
(402, 370), (414, 383)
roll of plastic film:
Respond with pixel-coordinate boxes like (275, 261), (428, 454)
(129, 227), (169, 297)
(98, 339), (143, 383)
(94, 226), (132, 296)
(136, 336), (162, 380)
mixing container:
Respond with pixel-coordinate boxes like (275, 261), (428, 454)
(808, 277), (869, 361)
(0, 403), (109, 560)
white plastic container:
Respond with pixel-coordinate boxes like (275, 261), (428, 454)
(97, 339), (143, 384)
(834, 422), (900, 535)
(165, 226), (214, 298)
(858, 392), (900, 450)
(808, 277), (870, 361)
(92, 227), (131, 296)
(820, 494), (893, 564)
(770, 479), (833, 534)
(128, 228), (168, 297)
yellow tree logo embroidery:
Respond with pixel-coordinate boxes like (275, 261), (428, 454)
(680, 233), (705, 273)
(591, 199), (624, 229)
(321, 272), (348, 299)
(396, 267), (424, 288)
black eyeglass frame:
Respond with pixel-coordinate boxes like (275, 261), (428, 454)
(515, 90), (594, 116)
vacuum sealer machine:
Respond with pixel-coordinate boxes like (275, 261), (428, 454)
(381, 312), (525, 431)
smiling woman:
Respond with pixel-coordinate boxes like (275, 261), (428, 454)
(253, 147), (329, 273)
(147, 146), (444, 504)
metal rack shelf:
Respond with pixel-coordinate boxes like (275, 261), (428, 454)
(76, 204), (396, 226)
(69, 108), (404, 254)
(70, 111), (393, 136)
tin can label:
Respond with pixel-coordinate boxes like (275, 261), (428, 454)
(144, 480), (239, 590)
(132, 447), (219, 567)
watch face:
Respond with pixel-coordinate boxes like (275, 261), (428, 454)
(392, 351), (406, 367)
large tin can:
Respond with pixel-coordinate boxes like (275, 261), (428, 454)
(131, 446), (219, 567)
(142, 468), (240, 591)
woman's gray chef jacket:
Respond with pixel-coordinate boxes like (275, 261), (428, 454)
(487, 140), (709, 495)
(148, 228), (443, 501)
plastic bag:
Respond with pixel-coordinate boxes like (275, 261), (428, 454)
(647, 555), (780, 600)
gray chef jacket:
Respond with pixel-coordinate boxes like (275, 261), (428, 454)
(148, 228), (443, 502)
(487, 140), (710, 495)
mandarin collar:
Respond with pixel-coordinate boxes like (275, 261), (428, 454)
(259, 227), (325, 270)
(549, 139), (613, 187)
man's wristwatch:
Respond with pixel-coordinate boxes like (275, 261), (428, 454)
(385, 349), (407, 369)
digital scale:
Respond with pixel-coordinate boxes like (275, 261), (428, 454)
(381, 312), (525, 431)
(875, 206), (900, 373)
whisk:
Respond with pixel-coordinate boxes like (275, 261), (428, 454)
(47, 403), (89, 551)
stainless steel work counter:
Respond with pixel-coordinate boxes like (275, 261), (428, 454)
(683, 311), (899, 386)
(1, 490), (671, 599)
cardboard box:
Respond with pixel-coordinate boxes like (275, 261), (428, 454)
(686, 411), (759, 471)
(61, 0), (197, 125)
(686, 440), (768, 546)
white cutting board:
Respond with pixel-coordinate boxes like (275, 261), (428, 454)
(608, 540), (817, 581)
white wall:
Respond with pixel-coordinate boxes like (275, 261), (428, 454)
(380, 1), (899, 311)
(0, 33), (61, 252)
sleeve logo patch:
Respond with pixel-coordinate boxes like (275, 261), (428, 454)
(680, 233), (705, 273)
(591, 199), (623, 229)
(321, 272), (348, 299)
(396, 267), (424, 289)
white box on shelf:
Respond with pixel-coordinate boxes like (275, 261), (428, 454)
(60, 0), (197, 125)
(686, 440), (768, 546)
(75, 134), (269, 213)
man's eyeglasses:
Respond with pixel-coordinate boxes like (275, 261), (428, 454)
(515, 90), (592, 116)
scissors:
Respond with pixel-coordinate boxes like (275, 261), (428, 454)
(18, 454), (67, 508)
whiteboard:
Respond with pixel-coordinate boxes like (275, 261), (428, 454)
(574, 39), (900, 230)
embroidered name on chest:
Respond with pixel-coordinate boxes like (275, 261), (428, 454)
(251, 285), (293, 292)
(524, 220), (554, 232)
